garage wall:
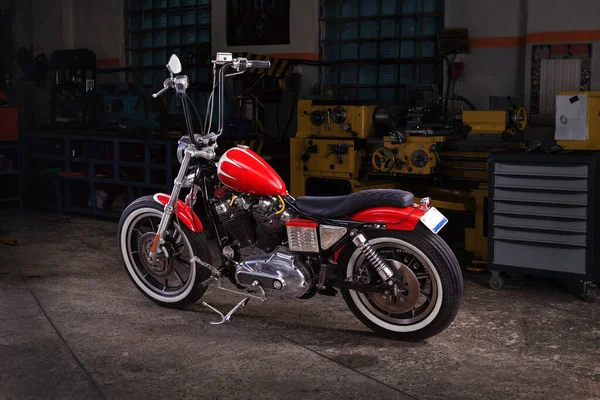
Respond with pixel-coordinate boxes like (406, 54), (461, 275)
(72, 0), (124, 63)
(210, 0), (319, 59)
(12, 0), (599, 140)
(524, 0), (600, 109)
(447, 0), (600, 112)
(23, 0), (123, 62)
(444, 0), (527, 111)
(210, 0), (320, 140)
(13, 0), (317, 135)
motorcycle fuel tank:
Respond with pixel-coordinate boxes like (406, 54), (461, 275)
(217, 146), (287, 196)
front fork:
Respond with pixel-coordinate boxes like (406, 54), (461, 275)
(148, 149), (193, 262)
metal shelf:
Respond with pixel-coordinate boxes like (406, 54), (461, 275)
(0, 197), (21, 203)
(24, 131), (175, 218)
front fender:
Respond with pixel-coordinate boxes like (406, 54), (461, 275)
(350, 206), (425, 231)
(153, 193), (203, 232)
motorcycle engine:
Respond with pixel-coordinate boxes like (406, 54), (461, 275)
(235, 246), (315, 299)
(213, 193), (295, 253)
(214, 192), (315, 298)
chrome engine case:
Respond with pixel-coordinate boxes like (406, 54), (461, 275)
(234, 246), (315, 298)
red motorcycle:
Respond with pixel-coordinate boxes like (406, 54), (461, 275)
(118, 53), (463, 341)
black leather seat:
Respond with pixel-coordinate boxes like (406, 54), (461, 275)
(294, 189), (414, 218)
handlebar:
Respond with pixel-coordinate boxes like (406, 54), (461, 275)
(152, 87), (168, 98)
(152, 53), (268, 154)
(247, 60), (271, 69)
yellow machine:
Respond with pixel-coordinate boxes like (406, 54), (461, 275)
(290, 98), (528, 267)
(290, 100), (399, 197)
(556, 91), (600, 150)
(463, 108), (527, 136)
(372, 135), (447, 175)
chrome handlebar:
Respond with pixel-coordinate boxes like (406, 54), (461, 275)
(152, 53), (270, 157)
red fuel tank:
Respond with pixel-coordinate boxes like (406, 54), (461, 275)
(217, 146), (287, 196)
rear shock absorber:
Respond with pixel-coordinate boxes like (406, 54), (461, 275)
(351, 232), (394, 281)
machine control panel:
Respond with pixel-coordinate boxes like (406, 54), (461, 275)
(297, 100), (377, 139)
(371, 136), (446, 175)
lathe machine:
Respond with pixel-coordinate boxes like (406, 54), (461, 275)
(290, 99), (528, 268)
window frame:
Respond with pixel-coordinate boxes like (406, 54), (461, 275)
(125, 0), (212, 114)
(318, 0), (444, 102)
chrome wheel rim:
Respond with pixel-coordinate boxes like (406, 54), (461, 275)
(348, 239), (439, 326)
(125, 211), (194, 298)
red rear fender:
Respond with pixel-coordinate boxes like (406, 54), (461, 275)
(331, 206), (424, 263)
(350, 206), (425, 231)
(153, 194), (203, 233)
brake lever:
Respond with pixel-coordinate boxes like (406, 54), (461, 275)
(152, 87), (168, 98)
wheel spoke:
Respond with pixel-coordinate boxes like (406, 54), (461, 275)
(406, 255), (417, 269)
(133, 228), (147, 237)
(163, 279), (168, 290)
(147, 217), (156, 232)
(173, 269), (185, 286)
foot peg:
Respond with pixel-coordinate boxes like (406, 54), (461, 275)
(202, 297), (250, 325)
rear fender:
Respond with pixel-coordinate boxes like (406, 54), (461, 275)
(332, 206), (425, 263)
(153, 193), (203, 233)
(350, 206), (425, 230)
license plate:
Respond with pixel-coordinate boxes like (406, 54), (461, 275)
(420, 207), (448, 234)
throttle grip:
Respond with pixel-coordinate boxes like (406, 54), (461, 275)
(248, 60), (271, 69)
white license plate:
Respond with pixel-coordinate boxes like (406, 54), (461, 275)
(420, 207), (448, 234)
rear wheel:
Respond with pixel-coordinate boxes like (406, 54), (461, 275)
(118, 196), (213, 309)
(337, 225), (463, 341)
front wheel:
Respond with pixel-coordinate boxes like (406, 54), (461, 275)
(337, 225), (463, 341)
(118, 195), (213, 309)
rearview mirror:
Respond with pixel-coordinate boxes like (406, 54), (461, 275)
(166, 54), (182, 75)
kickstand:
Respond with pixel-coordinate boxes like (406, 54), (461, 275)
(201, 297), (250, 325)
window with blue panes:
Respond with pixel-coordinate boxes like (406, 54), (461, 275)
(127, 0), (211, 114)
(320, 0), (444, 102)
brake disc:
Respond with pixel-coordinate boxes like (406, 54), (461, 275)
(369, 259), (420, 314)
(138, 232), (174, 278)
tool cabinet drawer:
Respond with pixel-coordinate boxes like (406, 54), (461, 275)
(489, 151), (600, 281)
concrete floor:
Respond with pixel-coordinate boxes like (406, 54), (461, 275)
(1, 210), (599, 400)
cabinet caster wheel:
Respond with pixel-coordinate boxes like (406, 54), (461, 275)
(510, 272), (525, 281)
(583, 287), (596, 303)
(489, 277), (503, 290)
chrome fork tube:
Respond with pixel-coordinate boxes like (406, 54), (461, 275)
(148, 150), (192, 261)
